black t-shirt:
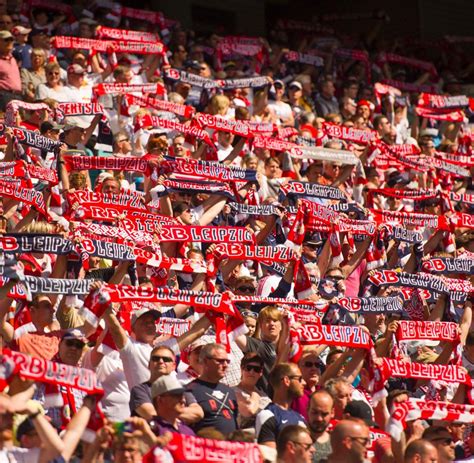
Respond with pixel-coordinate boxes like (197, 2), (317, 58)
(186, 378), (238, 436)
(129, 381), (152, 416)
(245, 337), (276, 391)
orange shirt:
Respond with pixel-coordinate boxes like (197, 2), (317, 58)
(15, 329), (62, 360)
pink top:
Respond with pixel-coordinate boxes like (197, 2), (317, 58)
(344, 259), (366, 297)
(0, 54), (21, 92)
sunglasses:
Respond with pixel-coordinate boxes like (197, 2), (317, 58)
(303, 361), (322, 369)
(244, 364), (263, 373)
(48, 72), (60, 76)
(150, 355), (174, 363)
(236, 285), (255, 293)
(65, 339), (85, 349)
(328, 275), (344, 281)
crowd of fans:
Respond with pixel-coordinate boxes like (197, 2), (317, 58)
(0, 1), (473, 462)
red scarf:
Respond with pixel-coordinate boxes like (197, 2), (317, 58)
(95, 25), (160, 42)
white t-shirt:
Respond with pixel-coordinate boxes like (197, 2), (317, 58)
(1, 447), (40, 463)
(35, 84), (76, 102)
(120, 338), (152, 389)
(268, 100), (293, 124)
(83, 348), (131, 422)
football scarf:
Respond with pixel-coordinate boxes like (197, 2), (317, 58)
(422, 257), (474, 275)
(124, 94), (195, 118)
(93, 82), (166, 97)
(63, 154), (150, 174)
(377, 52), (437, 77)
(280, 181), (347, 201)
(157, 225), (256, 244)
(322, 122), (378, 145)
(95, 25), (160, 42)
(0, 123), (62, 152)
(337, 296), (404, 313)
(285, 50), (324, 67)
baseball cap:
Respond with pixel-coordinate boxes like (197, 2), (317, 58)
(419, 128), (438, 138)
(184, 59), (201, 71)
(344, 400), (377, 427)
(288, 81), (303, 91)
(67, 64), (86, 75)
(130, 303), (161, 326)
(64, 118), (90, 130)
(61, 329), (88, 344)
(151, 374), (185, 398)
(387, 173), (410, 188)
(40, 121), (64, 133)
(273, 79), (285, 88)
(12, 26), (31, 36)
(0, 30), (13, 40)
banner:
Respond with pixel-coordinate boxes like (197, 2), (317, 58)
(1, 350), (103, 396)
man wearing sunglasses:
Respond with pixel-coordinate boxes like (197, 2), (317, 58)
(0, 29), (21, 110)
(423, 426), (456, 463)
(277, 425), (316, 463)
(186, 343), (238, 436)
(326, 419), (371, 463)
(256, 363), (306, 448)
(129, 346), (203, 424)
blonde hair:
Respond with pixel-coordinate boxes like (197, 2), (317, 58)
(209, 95), (230, 115)
(254, 306), (282, 339)
(24, 222), (56, 234)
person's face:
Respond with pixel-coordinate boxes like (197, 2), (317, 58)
(46, 67), (61, 85)
(431, 436), (455, 463)
(287, 366), (306, 398)
(73, 54), (87, 67)
(58, 338), (85, 366)
(132, 313), (157, 343)
(30, 297), (54, 325)
(174, 191), (192, 205)
(346, 84), (359, 99)
(246, 158), (258, 170)
(149, 349), (176, 377)
(172, 136), (186, 157)
(177, 207), (193, 224)
(114, 439), (142, 463)
(323, 163), (342, 180)
(377, 117), (391, 136)
(20, 428), (41, 449)
(199, 63), (210, 77)
(306, 162), (323, 182)
(44, 128), (60, 140)
(302, 242), (318, 260)
(241, 362), (263, 384)
(203, 349), (230, 380)
(356, 106), (370, 120)
(174, 46), (187, 61)
(244, 316), (256, 336)
(289, 432), (316, 463)
(308, 395), (334, 434)
(116, 135), (132, 153)
(300, 355), (322, 386)
(260, 316), (282, 341)
(31, 51), (45, 68)
(218, 131), (233, 147)
(421, 139), (435, 155)
(345, 425), (371, 462)
(157, 392), (185, 417)
(265, 160), (282, 179)
(0, 15), (12, 30)
(334, 383), (352, 414)
(289, 86), (302, 100)
(449, 423), (466, 441)
(274, 83), (285, 97)
(0, 35), (13, 53)
(234, 281), (256, 296)
(344, 100), (357, 116)
(116, 70), (133, 84)
(322, 81), (335, 97)
(68, 71), (85, 86)
(102, 179), (120, 194)
(79, 23), (93, 38)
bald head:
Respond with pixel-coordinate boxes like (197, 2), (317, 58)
(308, 390), (334, 435)
(329, 419), (370, 463)
(404, 439), (438, 463)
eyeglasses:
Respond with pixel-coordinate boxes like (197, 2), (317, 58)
(48, 72), (60, 76)
(150, 355), (174, 363)
(236, 285), (255, 293)
(244, 364), (263, 373)
(349, 436), (371, 446)
(290, 441), (313, 452)
(328, 275), (344, 281)
(65, 339), (85, 349)
(303, 361), (322, 369)
(288, 375), (304, 382)
(303, 243), (319, 250)
(207, 357), (230, 365)
(433, 438), (453, 446)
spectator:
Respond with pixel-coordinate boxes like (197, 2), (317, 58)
(0, 29), (21, 110)
(276, 425), (316, 463)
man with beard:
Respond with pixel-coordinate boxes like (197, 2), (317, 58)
(256, 363), (306, 448)
(423, 426), (456, 463)
(326, 419), (370, 463)
(307, 390), (335, 462)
